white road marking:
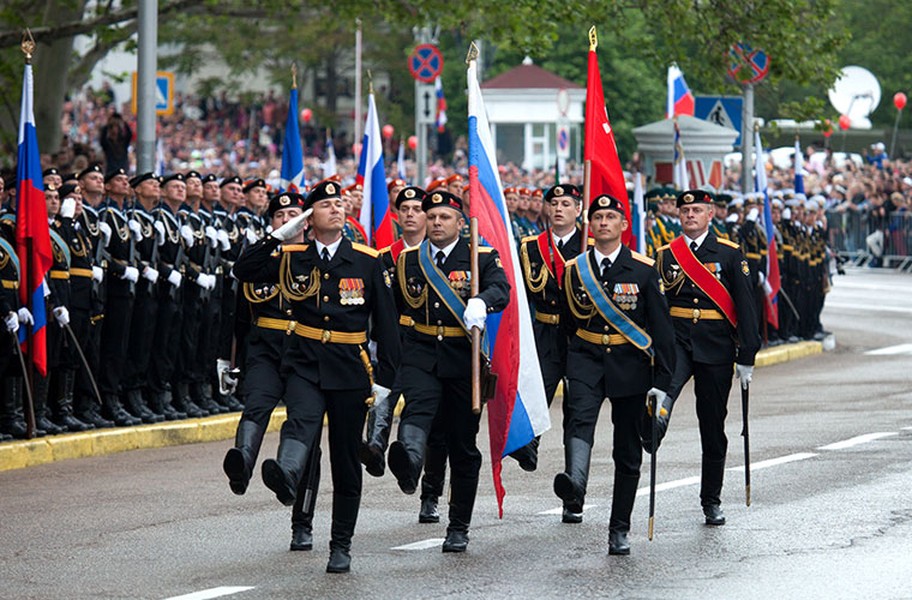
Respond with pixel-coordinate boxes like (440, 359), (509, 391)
(538, 504), (600, 516)
(163, 587), (254, 600)
(817, 432), (899, 450)
(825, 301), (912, 315)
(726, 452), (818, 472)
(391, 538), (446, 551)
(864, 343), (912, 356)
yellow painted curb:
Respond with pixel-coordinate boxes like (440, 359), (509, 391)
(755, 340), (822, 368)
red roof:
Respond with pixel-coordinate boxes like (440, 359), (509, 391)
(481, 63), (582, 90)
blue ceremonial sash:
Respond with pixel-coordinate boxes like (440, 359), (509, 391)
(48, 229), (71, 268)
(0, 236), (20, 279)
(418, 240), (469, 334)
(577, 251), (653, 356)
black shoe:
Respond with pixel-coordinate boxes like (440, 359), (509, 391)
(223, 447), (250, 495)
(442, 530), (469, 553)
(36, 415), (65, 435)
(56, 413), (93, 432)
(388, 441), (417, 494)
(561, 506), (583, 524)
(703, 504), (726, 526)
(326, 548), (351, 573)
(509, 442), (538, 472)
(79, 408), (114, 428)
(359, 442), (386, 478)
(2, 418), (29, 439)
(262, 459), (296, 506)
(418, 496), (440, 523)
(553, 472), (582, 505)
(608, 530), (630, 555)
(0, 431), (11, 442)
(290, 526), (313, 551)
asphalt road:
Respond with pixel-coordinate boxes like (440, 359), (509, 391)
(1, 267), (911, 600)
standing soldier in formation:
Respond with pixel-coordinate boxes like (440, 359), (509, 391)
(511, 184), (586, 471)
(650, 189), (760, 526)
(233, 178), (400, 573)
(387, 190), (510, 553)
(215, 175), (245, 411)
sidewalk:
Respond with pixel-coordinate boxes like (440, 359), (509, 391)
(0, 340), (824, 473)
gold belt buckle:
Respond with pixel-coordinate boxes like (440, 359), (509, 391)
(601, 333), (611, 346)
(436, 325), (445, 341)
(321, 329), (332, 343)
(692, 308), (701, 323)
(286, 320), (296, 336)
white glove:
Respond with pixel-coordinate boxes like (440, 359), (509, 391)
(60, 198), (76, 219)
(167, 270), (182, 288)
(128, 219), (142, 239)
(180, 224), (195, 247)
(270, 209), (312, 242)
(122, 266), (139, 283)
(757, 271), (765, 285)
(371, 383), (391, 405)
(464, 297), (487, 331)
(142, 267), (160, 284)
(92, 266), (104, 283)
(4, 312), (19, 333)
(746, 207), (759, 222)
(17, 307), (34, 326)
(735, 364), (753, 389)
(52, 306), (70, 327)
(782, 208), (792, 220)
(645, 388), (669, 417)
(195, 272), (209, 288)
(245, 227), (259, 245)
(98, 221), (112, 247)
(217, 229), (230, 251)
(153, 221), (166, 246)
(205, 225), (218, 248)
(217, 358), (238, 395)
(725, 213), (739, 224)
(206, 273), (217, 290)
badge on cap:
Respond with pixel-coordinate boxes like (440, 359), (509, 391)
(554, 186), (564, 197)
(326, 183), (336, 194)
(598, 196), (610, 207)
(432, 193), (443, 204)
(405, 188), (416, 199)
(280, 195), (290, 206)
(683, 193), (694, 203)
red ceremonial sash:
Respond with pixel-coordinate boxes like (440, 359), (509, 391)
(669, 236), (738, 327)
(389, 238), (406, 264)
(537, 231), (567, 286)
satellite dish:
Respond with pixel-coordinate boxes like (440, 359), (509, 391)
(828, 66), (881, 129)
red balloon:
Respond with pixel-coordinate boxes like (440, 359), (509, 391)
(382, 124), (395, 139)
(822, 118), (833, 138)
(300, 108), (313, 123)
(894, 92), (907, 111)
(838, 114), (851, 131)
(407, 135), (418, 151)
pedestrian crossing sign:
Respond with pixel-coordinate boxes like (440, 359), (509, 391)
(131, 71), (175, 116)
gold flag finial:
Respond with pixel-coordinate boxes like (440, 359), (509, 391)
(291, 63), (297, 89)
(466, 41), (479, 65)
(21, 29), (36, 63)
(588, 26), (598, 52)
(367, 69), (373, 95)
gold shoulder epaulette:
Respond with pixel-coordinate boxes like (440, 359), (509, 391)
(378, 246), (392, 256)
(587, 238), (595, 247)
(282, 243), (309, 252)
(630, 250), (655, 266)
(521, 234), (539, 244)
(351, 242), (379, 257)
(478, 246), (494, 253)
(717, 238), (740, 249)
(401, 245), (419, 255)
(656, 244), (670, 253)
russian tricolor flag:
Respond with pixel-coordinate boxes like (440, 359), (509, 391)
(356, 92), (392, 248)
(435, 75), (448, 133)
(280, 85), (305, 193)
(667, 65), (695, 118)
(15, 62), (53, 376)
(467, 49), (550, 517)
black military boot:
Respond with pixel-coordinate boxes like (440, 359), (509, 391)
(34, 376), (65, 435)
(261, 436), (309, 506)
(290, 446), (322, 551)
(141, 389), (166, 422)
(1, 378), (33, 439)
(213, 383), (243, 412)
(359, 391), (395, 477)
(171, 381), (207, 418)
(326, 494), (360, 573)
(388, 423), (428, 495)
(223, 419), (266, 495)
(553, 437), (592, 523)
(54, 370), (93, 432)
(148, 389), (183, 421)
(76, 398), (114, 428)
(701, 457), (726, 526)
(509, 436), (540, 472)
(442, 477), (478, 553)
(608, 472), (640, 555)
(124, 389), (160, 423)
(102, 391), (141, 427)
(192, 381), (224, 415)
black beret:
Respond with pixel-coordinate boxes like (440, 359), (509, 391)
(42, 167), (60, 178)
(130, 172), (157, 188)
(76, 164), (103, 179)
(220, 175), (243, 188)
(267, 192), (306, 219)
(61, 172), (77, 184)
(544, 184), (582, 203)
(104, 167), (129, 183)
(714, 193), (732, 206)
(587, 194), (627, 221)
(184, 170), (202, 180)
(422, 190), (463, 213)
(161, 173), (186, 186)
(676, 189), (713, 208)
(304, 178), (342, 210)
(243, 178), (266, 193)
(395, 186), (427, 209)
(58, 183), (80, 199)
(201, 174), (218, 184)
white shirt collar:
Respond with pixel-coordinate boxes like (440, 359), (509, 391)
(683, 230), (710, 250)
(315, 236), (343, 260)
(592, 244), (622, 269)
(429, 237), (459, 260)
(552, 229), (575, 246)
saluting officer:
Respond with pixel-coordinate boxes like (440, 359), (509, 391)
(233, 178), (400, 574)
(387, 190), (510, 553)
(555, 194), (675, 554)
(650, 189), (760, 526)
(511, 184), (586, 471)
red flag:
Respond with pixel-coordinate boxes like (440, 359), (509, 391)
(584, 28), (633, 247)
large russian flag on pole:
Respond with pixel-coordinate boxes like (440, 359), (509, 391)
(467, 45), (550, 517)
(666, 64), (695, 118)
(356, 92), (392, 248)
(755, 128), (780, 329)
(15, 61), (52, 376)
(280, 84), (305, 193)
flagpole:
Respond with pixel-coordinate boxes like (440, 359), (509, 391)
(354, 19), (363, 149)
(20, 32), (37, 439)
(581, 160), (591, 254)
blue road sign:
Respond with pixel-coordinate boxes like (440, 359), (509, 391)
(695, 96), (743, 146)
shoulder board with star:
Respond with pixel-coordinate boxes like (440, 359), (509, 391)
(717, 238), (740, 249)
(351, 242), (379, 258)
(281, 243), (309, 253)
(378, 246), (392, 256)
(630, 250), (655, 266)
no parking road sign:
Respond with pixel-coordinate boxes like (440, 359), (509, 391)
(408, 44), (444, 83)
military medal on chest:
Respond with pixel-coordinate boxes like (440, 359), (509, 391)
(339, 278), (365, 305)
(612, 282), (639, 310)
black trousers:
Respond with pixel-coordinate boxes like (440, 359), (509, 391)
(98, 290), (134, 395)
(533, 321), (568, 407)
(123, 285), (158, 391)
(177, 283), (204, 385)
(148, 291), (181, 393)
(239, 329), (285, 428)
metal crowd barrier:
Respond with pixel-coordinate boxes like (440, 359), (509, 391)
(825, 210), (912, 272)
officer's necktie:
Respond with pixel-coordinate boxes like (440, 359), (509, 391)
(321, 247), (330, 263)
(690, 241), (698, 253)
(601, 257), (611, 277)
(436, 250), (446, 269)
(557, 239), (564, 251)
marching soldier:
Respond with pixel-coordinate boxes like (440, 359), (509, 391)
(341, 183), (368, 245)
(510, 184), (587, 471)
(233, 178), (400, 573)
(387, 189), (510, 553)
(711, 193), (731, 240)
(387, 178), (407, 241)
(649, 189), (760, 526)
(555, 193), (675, 554)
